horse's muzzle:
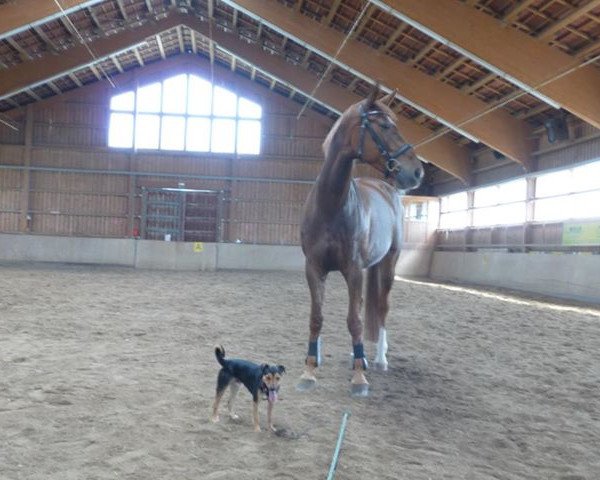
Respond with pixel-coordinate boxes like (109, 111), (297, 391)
(394, 164), (424, 190)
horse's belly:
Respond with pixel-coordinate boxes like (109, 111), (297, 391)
(364, 238), (393, 268)
(362, 213), (399, 268)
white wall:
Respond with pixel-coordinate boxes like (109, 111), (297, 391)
(430, 251), (600, 304)
(0, 233), (434, 276)
(0, 234), (135, 266)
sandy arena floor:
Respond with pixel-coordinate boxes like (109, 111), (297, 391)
(1, 263), (599, 479)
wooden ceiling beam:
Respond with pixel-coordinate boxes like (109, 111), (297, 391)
(115, 0), (128, 21)
(501, 0), (537, 24)
(156, 34), (166, 59)
(324, 0), (343, 26)
(0, 8), (472, 183)
(0, 14), (182, 101)
(6, 37), (33, 61)
(0, 0), (104, 41)
(221, 0), (533, 170)
(537, 0), (600, 40)
(184, 16), (471, 183)
(377, 0), (600, 131)
(33, 26), (59, 52)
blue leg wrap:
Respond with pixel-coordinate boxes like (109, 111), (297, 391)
(352, 343), (368, 370)
(307, 337), (322, 366)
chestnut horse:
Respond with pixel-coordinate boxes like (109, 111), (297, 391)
(297, 85), (424, 396)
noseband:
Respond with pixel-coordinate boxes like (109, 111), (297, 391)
(357, 109), (413, 177)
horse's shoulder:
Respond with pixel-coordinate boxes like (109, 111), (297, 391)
(354, 177), (400, 203)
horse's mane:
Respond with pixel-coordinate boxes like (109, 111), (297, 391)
(322, 107), (352, 157)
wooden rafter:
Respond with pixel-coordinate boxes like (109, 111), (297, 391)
(0, 9), (472, 183)
(0, 14), (182, 101)
(378, 0), (600, 130)
(222, 0), (534, 169)
(501, 0), (538, 24)
(0, 0), (104, 41)
(324, 0), (343, 26)
(537, 0), (600, 40)
(184, 15), (471, 183)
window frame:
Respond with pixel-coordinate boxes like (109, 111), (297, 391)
(107, 73), (262, 155)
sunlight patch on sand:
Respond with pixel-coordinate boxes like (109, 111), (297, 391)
(395, 276), (600, 319)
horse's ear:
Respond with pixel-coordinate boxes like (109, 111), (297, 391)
(366, 82), (380, 108)
(380, 89), (396, 106)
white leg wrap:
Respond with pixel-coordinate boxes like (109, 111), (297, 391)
(374, 327), (388, 370)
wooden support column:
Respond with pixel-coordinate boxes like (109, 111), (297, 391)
(465, 190), (475, 252)
(127, 153), (136, 238)
(523, 176), (536, 252)
(19, 104), (33, 232)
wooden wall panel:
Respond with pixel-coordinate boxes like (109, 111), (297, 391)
(31, 213), (128, 237)
(29, 171), (128, 194)
(0, 63), (338, 243)
(29, 191), (128, 216)
(135, 153), (230, 177)
(0, 169), (21, 188)
(0, 122), (25, 145)
(233, 157), (319, 180)
(0, 212), (20, 232)
(0, 144), (24, 165)
(31, 147), (130, 170)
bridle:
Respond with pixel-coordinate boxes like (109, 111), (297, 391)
(357, 108), (413, 177)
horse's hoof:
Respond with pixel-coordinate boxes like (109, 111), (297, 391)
(350, 383), (370, 397)
(296, 377), (317, 392)
(373, 362), (388, 372)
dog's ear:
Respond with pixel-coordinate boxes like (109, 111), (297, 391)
(277, 365), (286, 375)
(260, 363), (270, 374)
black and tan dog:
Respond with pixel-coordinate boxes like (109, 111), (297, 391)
(211, 346), (285, 432)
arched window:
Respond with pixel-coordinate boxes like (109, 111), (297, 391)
(108, 73), (262, 155)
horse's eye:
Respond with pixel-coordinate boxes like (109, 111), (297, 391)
(381, 122), (392, 130)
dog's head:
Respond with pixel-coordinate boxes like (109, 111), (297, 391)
(261, 364), (285, 403)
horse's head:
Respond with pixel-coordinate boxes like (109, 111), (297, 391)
(351, 86), (424, 191)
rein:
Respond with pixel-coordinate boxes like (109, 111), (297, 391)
(357, 109), (413, 177)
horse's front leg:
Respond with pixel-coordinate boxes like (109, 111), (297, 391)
(344, 266), (369, 397)
(296, 261), (327, 392)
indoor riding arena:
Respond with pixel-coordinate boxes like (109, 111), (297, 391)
(1, 1), (600, 480)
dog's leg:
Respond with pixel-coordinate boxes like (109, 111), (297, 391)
(211, 369), (231, 423)
(227, 380), (241, 420)
(267, 400), (275, 432)
(212, 390), (225, 423)
(252, 400), (260, 432)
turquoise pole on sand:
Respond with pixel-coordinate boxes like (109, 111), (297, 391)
(326, 411), (351, 480)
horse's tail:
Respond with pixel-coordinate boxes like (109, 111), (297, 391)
(215, 345), (228, 367)
(364, 267), (381, 343)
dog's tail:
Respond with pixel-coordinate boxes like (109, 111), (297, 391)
(215, 345), (227, 367)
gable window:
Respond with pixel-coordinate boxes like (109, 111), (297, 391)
(108, 74), (262, 155)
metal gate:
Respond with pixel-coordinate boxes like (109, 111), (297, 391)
(184, 190), (221, 242)
(141, 188), (222, 242)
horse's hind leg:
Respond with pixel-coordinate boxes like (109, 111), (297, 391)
(367, 250), (400, 371)
(343, 266), (370, 397)
(297, 261), (327, 392)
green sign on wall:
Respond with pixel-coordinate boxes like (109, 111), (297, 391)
(562, 222), (600, 245)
